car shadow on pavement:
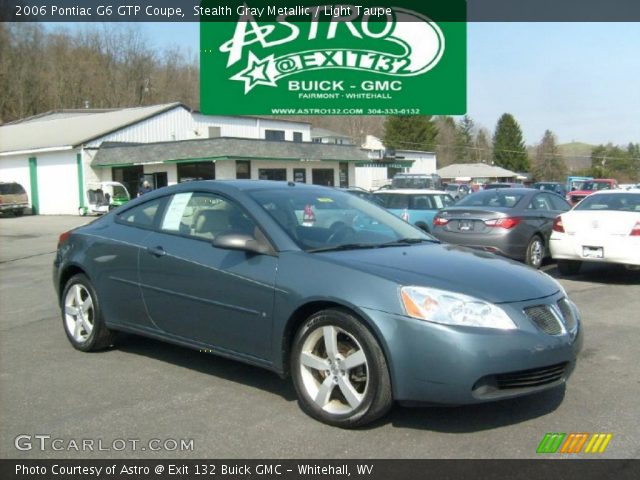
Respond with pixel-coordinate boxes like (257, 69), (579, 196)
(380, 386), (566, 432)
(544, 263), (640, 285)
(115, 334), (298, 402)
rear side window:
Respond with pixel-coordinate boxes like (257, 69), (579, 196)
(380, 194), (409, 209)
(546, 193), (571, 211)
(119, 198), (165, 228)
(0, 183), (25, 195)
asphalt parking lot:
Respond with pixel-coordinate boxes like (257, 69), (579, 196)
(1, 215), (639, 459)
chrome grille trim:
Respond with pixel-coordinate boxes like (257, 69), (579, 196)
(524, 304), (565, 335)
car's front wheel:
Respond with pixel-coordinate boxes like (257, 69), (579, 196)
(61, 274), (116, 351)
(291, 309), (392, 428)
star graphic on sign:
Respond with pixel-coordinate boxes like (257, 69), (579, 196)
(230, 52), (278, 93)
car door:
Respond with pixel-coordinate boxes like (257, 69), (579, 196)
(138, 190), (278, 360)
(95, 196), (168, 332)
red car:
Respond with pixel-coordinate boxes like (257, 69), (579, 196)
(567, 179), (618, 205)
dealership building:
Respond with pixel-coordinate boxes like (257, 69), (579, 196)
(0, 103), (435, 214)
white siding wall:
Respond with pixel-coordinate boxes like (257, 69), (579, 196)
(401, 152), (437, 174)
(0, 155), (32, 207)
(143, 163), (178, 186)
(36, 151), (80, 215)
(354, 166), (390, 191)
(193, 114), (311, 141)
(86, 108), (198, 147)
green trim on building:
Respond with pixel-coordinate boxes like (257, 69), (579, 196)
(28, 157), (39, 215)
(76, 152), (85, 210)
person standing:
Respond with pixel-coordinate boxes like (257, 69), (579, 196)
(138, 180), (153, 196)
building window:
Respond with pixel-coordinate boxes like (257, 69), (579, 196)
(293, 132), (303, 143)
(236, 160), (251, 179)
(265, 130), (285, 141)
(339, 162), (349, 188)
(312, 169), (335, 186)
(312, 138), (322, 143)
(177, 161), (215, 183)
(293, 168), (306, 183)
(258, 169), (287, 181)
(112, 165), (143, 198)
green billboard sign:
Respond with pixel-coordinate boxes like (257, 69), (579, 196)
(200, 1), (466, 115)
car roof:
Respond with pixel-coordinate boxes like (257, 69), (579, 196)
(373, 189), (448, 194)
(589, 188), (640, 196)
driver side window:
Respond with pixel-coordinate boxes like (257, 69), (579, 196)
(160, 192), (257, 241)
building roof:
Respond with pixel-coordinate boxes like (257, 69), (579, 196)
(437, 163), (519, 179)
(0, 103), (186, 155)
(92, 137), (370, 167)
(311, 127), (353, 139)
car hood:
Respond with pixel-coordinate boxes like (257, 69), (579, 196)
(318, 244), (560, 304)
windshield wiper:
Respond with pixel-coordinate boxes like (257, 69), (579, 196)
(308, 238), (438, 253)
(379, 237), (439, 247)
(307, 243), (380, 253)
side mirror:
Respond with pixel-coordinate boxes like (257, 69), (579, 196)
(212, 233), (270, 255)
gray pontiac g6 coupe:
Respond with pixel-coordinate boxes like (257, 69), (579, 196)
(54, 181), (582, 427)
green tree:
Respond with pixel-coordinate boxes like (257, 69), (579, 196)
(532, 130), (567, 180)
(492, 113), (529, 171)
(591, 144), (639, 181)
(383, 115), (437, 152)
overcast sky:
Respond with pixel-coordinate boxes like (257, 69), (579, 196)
(48, 21), (640, 146)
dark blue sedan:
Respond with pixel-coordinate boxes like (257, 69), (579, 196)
(54, 181), (582, 427)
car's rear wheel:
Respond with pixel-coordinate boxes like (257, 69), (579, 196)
(291, 309), (392, 428)
(525, 235), (545, 268)
(557, 260), (582, 276)
(61, 274), (116, 351)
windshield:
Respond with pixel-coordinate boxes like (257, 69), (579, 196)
(581, 181), (612, 191)
(456, 190), (524, 208)
(575, 193), (640, 211)
(248, 187), (436, 252)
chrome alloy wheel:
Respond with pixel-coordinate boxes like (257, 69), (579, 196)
(299, 325), (369, 415)
(529, 237), (545, 268)
(64, 284), (94, 343)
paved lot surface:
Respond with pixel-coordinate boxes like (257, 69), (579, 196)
(1, 215), (639, 459)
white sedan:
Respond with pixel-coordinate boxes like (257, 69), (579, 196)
(550, 189), (640, 275)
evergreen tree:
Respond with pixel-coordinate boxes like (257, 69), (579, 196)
(532, 130), (566, 181)
(434, 116), (457, 166)
(383, 115), (437, 152)
(492, 113), (529, 171)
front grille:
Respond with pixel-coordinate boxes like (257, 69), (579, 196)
(525, 305), (563, 335)
(494, 363), (568, 390)
(557, 298), (577, 332)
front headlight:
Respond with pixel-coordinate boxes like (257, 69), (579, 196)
(400, 286), (517, 330)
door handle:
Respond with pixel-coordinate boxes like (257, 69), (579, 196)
(147, 246), (166, 257)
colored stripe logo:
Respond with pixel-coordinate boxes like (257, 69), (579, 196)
(537, 433), (613, 454)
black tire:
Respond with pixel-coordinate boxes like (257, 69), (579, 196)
(525, 235), (545, 268)
(557, 260), (582, 276)
(13, 209), (24, 217)
(415, 223), (430, 233)
(290, 309), (392, 428)
(61, 274), (116, 351)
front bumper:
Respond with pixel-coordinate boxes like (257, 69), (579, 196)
(0, 203), (28, 211)
(362, 292), (582, 405)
